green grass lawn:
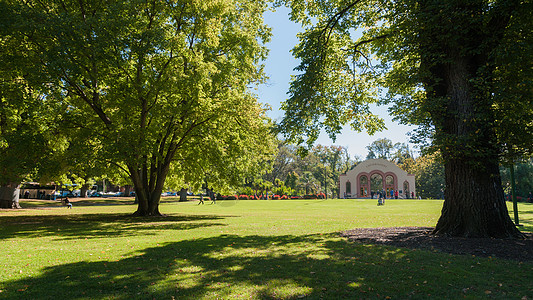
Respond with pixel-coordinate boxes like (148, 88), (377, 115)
(1, 198), (532, 299)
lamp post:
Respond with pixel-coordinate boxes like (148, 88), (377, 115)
(324, 165), (327, 199)
(509, 164), (521, 226)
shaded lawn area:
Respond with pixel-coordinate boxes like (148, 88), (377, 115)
(0, 199), (532, 299)
(16, 196), (182, 209)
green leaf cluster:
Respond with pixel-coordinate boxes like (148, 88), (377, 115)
(2, 0), (275, 213)
(278, 0), (533, 160)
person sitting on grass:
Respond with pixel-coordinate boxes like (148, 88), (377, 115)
(64, 197), (72, 209)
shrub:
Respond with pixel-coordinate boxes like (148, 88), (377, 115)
(272, 195), (280, 200)
(281, 195), (288, 200)
(303, 194), (318, 199)
(238, 195), (249, 200)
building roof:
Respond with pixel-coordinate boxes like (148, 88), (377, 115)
(345, 159), (412, 177)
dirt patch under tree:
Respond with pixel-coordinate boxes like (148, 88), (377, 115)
(341, 227), (533, 262)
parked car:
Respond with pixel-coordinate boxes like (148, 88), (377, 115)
(88, 191), (102, 197)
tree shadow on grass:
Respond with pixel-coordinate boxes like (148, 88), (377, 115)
(17, 197), (186, 209)
(2, 234), (531, 299)
(0, 213), (229, 241)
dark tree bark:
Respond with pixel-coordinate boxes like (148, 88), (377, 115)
(0, 183), (21, 209)
(124, 185), (133, 197)
(416, 1), (524, 238)
(428, 58), (522, 237)
(179, 188), (188, 202)
(129, 164), (166, 216)
(434, 156), (522, 238)
(128, 148), (177, 216)
(80, 184), (90, 198)
(430, 57), (521, 238)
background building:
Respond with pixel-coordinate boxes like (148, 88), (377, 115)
(339, 159), (416, 199)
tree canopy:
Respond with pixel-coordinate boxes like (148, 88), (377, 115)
(279, 0), (532, 238)
(1, 0), (275, 215)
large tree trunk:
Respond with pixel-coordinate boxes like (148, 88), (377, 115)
(80, 184), (90, 198)
(0, 183), (21, 209)
(434, 156), (522, 238)
(429, 54), (522, 238)
(179, 188), (188, 202)
(414, 0), (524, 238)
(124, 185), (133, 197)
(129, 166), (161, 216)
(128, 158), (172, 216)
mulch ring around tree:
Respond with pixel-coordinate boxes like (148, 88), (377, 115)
(340, 227), (533, 262)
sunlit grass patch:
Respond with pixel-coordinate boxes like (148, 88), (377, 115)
(0, 199), (531, 299)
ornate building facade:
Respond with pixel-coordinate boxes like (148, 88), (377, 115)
(339, 159), (416, 199)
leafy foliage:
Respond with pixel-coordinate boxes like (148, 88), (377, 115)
(278, 0), (532, 237)
(279, 0), (532, 157)
(412, 152), (445, 199)
(500, 158), (533, 199)
(2, 0), (275, 215)
(0, 21), (68, 186)
(258, 142), (356, 197)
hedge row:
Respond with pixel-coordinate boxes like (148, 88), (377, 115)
(216, 193), (327, 200)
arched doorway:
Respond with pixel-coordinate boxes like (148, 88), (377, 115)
(385, 175), (395, 196)
(346, 181), (352, 197)
(404, 181), (410, 199)
(359, 176), (368, 197)
(370, 173), (383, 194)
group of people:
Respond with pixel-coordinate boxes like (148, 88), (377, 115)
(197, 193), (216, 205)
(373, 189), (418, 205)
(371, 189), (416, 200)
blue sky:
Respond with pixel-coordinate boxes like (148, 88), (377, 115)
(258, 7), (417, 159)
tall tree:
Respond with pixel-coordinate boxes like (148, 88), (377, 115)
(280, 0), (532, 237)
(412, 152), (445, 199)
(366, 138), (397, 160)
(312, 144), (352, 197)
(0, 18), (69, 207)
(365, 138), (414, 171)
(3, 0), (273, 215)
(265, 141), (296, 184)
